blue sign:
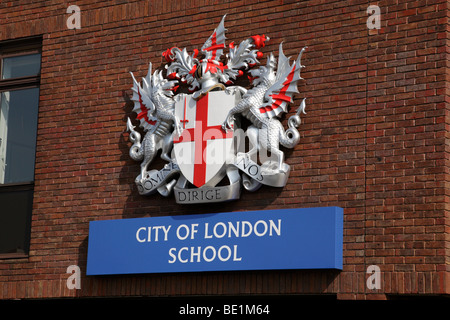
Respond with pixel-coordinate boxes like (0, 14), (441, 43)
(86, 207), (343, 275)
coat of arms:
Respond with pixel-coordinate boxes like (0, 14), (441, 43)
(126, 15), (307, 204)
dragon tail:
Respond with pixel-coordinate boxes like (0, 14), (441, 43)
(279, 98), (306, 148)
(127, 118), (144, 161)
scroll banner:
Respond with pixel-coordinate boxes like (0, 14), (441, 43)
(86, 207), (343, 275)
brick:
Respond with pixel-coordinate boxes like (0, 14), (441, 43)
(0, 0), (448, 301)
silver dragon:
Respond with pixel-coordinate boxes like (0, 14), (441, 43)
(126, 63), (181, 182)
(222, 43), (307, 172)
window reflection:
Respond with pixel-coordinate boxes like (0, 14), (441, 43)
(0, 38), (41, 257)
(2, 53), (41, 79)
(0, 87), (39, 184)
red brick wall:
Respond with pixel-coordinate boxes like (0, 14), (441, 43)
(0, 0), (448, 300)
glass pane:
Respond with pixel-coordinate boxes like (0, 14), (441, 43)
(2, 53), (41, 79)
(0, 87), (39, 184)
(0, 188), (33, 255)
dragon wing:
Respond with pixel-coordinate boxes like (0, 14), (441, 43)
(130, 62), (160, 132)
(201, 14), (227, 61)
(258, 44), (306, 118)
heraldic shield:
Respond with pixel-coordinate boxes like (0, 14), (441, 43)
(173, 91), (239, 188)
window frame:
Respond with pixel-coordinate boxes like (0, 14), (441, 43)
(0, 36), (41, 259)
(0, 40), (41, 91)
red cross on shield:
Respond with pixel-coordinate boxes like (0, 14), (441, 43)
(173, 91), (237, 188)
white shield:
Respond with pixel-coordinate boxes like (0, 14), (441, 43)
(173, 91), (238, 188)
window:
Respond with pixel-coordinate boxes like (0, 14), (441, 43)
(0, 37), (41, 258)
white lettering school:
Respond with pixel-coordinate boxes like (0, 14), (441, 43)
(134, 219), (282, 265)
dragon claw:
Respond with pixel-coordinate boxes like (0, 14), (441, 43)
(222, 115), (235, 132)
